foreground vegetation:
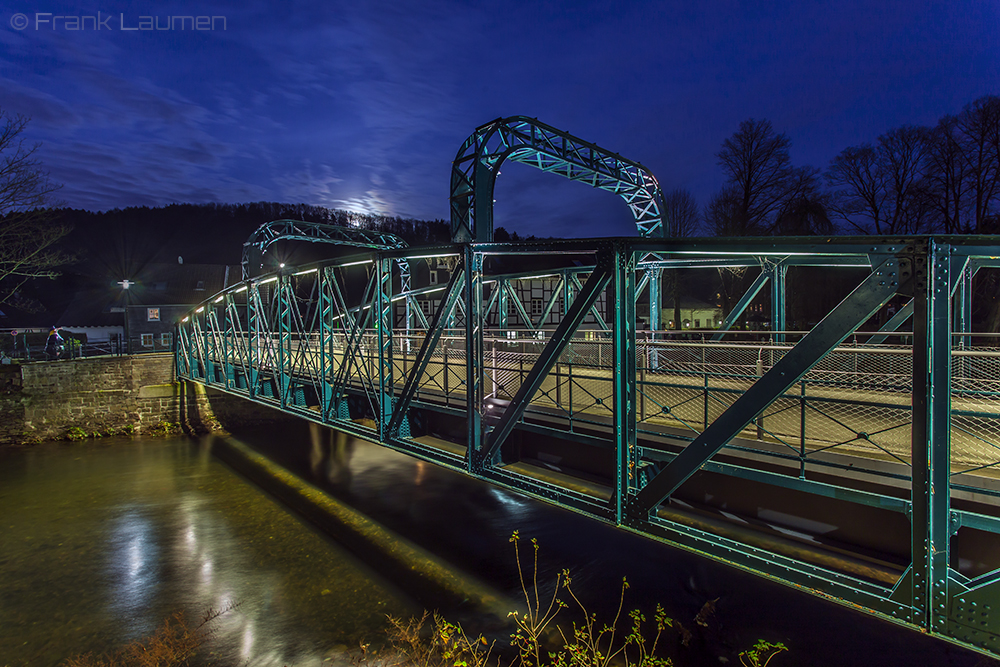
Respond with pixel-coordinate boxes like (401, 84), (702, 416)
(62, 533), (786, 667)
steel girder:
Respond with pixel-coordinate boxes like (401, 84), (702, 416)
(241, 219), (408, 279)
(450, 116), (667, 243)
(177, 235), (1000, 661)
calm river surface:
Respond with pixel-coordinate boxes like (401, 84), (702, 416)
(0, 436), (416, 667)
(0, 428), (990, 667)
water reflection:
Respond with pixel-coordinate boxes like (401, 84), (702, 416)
(108, 509), (157, 632)
(240, 422), (984, 667)
(0, 437), (415, 667)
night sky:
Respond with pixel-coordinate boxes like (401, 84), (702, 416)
(3, 0), (998, 239)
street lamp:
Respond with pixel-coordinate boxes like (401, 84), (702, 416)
(117, 279), (134, 354)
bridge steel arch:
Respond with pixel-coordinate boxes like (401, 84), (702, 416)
(449, 116), (668, 243)
(241, 219), (409, 280)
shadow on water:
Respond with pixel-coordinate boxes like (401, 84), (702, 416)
(232, 419), (990, 667)
(0, 437), (417, 667)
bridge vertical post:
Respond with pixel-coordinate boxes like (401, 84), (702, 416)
(248, 284), (260, 399)
(398, 259), (413, 342)
(772, 263), (787, 343)
(377, 256), (395, 441)
(647, 268), (661, 331)
(955, 261), (973, 350)
(277, 274), (291, 408)
(613, 242), (637, 525)
(220, 297), (234, 388)
(647, 267), (661, 370)
(910, 239), (953, 633)
(465, 246), (485, 471)
(204, 305), (216, 384)
(498, 278), (509, 332)
(319, 267), (334, 420)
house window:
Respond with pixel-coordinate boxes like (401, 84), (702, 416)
(530, 299), (543, 316)
(195, 280), (205, 291)
(695, 319), (701, 328)
(429, 270), (438, 285)
(141, 333), (154, 348)
(160, 333), (172, 347)
(147, 308), (160, 322)
(419, 300), (432, 316)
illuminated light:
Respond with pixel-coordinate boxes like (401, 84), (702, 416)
(279, 263), (285, 268)
(214, 296), (224, 303)
(516, 274), (558, 281)
(405, 253), (459, 261)
(339, 259), (374, 268)
(294, 268), (319, 276)
(182, 316), (189, 322)
(258, 276), (278, 284)
(195, 307), (204, 313)
(234, 285), (248, 293)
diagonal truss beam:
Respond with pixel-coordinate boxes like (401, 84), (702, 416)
(867, 299), (915, 345)
(571, 273), (609, 330)
(387, 261), (466, 437)
(629, 255), (906, 516)
(711, 267), (771, 341)
(482, 257), (613, 461)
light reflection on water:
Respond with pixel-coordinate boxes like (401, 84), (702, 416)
(262, 422), (984, 667)
(0, 437), (416, 667)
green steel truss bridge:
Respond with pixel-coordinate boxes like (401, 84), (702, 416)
(176, 117), (1000, 660)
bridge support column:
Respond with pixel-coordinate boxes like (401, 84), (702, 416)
(497, 278), (509, 332)
(465, 247), (485, 472)
(772, 263), (787, 342)
(319, 267), (335, 420)
(910, 240), (953, 632)
(613, 243), (637, 524)
(277, 274), (291, 408)
(377, 257), (395, 441)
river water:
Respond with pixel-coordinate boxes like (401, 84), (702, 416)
(0, 429), (988, 667)
(0, 437), (417, 666)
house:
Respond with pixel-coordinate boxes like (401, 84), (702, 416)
(658, 296), (723, 330)
(121, 263), (237, 352)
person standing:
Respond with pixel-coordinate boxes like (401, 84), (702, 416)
(45, 326), (63, 360)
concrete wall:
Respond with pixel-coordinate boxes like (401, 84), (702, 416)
(0, 353), (287, 445)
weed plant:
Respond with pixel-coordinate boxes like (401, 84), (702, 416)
(62, 607), (232, 667)
(62, 536), (786, 667)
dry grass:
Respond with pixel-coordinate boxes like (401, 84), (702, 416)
(62, 607), (231, 667)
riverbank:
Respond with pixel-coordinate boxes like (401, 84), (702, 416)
(0, 354), (284, 445)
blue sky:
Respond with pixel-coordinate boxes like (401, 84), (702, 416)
(2, 0), (998, 238)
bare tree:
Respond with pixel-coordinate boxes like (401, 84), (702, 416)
(660, 188), (699, 328)
(924, 114), (970, 233)
(956, 95), (1000, 232)
(714, 118), (820, 235)
(662, 188), (700, 238)
(826, 126), (931, 234)
(0, 109), (69, 308)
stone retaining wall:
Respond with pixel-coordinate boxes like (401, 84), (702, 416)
(0, 354), (288, 445)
